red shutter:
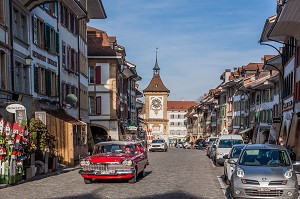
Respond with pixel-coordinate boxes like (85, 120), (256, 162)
(95, 66), (101, 84)
(96, 96), (101, 115)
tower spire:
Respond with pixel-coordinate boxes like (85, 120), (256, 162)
(153, 48), (160, 75)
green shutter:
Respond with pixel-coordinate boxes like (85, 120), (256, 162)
(45, 70), (51, 96)
(34, 65), (39, 93)
(55, 31), (59, 54)
(44, 23), (51, 50)
(57, 74), (60, 97)
(33, 15), (38, 45)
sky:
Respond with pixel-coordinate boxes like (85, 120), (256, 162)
(88, 0), (279, 101)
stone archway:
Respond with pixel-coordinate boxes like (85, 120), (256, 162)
(90, 125), (109, 144)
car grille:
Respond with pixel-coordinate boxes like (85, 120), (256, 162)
(83, 163), (130, 171)
(244, 189), (283, 197)
(241, 179), (260, 185)
(152, 145), (161, 148)
(268, 180), (287, 185)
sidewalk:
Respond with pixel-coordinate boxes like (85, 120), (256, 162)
(0, 164), (80, 189)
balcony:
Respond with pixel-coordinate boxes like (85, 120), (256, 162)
(227, 111), (233, 117)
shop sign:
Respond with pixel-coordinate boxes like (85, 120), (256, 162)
(283, 100), (293, 110)
(6, 104), (25, 113)
(35, 111), (46, 125)
(272, 117), (281, 123)
(15, 109), (27, 125)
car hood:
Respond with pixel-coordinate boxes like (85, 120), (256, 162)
(238, 165), (292, 180)
(88, 154), (132, 164)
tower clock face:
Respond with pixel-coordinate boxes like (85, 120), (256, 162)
(151, 98), (162, 109)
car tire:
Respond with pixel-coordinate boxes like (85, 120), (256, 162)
(165, 148), (167, 152)
(84, 178), (93, 184)
(129, 172), (137, 184)
(138, 169), (146, 178)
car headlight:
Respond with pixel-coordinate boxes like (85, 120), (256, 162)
(80, 160), (90, 166)
(122, 160), (133, 166)
(284, 169), (293, 179)
(237, 169), (244, 178)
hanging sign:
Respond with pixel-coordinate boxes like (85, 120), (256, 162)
(6, 104), (25, 114)
(15, 109), (27, 125)
(35, 112), (46, 125)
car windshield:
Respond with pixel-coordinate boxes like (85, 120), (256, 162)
(152, 140), (164, 143)
(93, 144), (136, 155)
(230, 146), (244, 158)
(239, 149), (291, 167)
(218, 139), (243, 148)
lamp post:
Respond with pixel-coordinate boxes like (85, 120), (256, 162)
(24, 55), (33, 66)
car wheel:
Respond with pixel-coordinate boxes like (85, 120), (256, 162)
(165, 148), (167, 152)
(138, 169), (146, 178)
(129, 172), (137, 184)
(84, 178), (93, 184)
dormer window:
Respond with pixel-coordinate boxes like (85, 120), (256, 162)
(155, 84), (158, 87)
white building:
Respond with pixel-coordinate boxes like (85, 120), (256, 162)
(167, 101), (197, 145)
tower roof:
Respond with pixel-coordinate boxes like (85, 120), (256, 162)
(143, 75), (170, 93)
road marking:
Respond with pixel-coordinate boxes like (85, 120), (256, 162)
(217, 175), (228, 199)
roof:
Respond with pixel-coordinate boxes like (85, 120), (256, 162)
(143, 75), (170, 93)
(167, 101), (197, 111)
(87, 26), (118, 56)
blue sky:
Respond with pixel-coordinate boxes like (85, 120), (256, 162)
(88, 0), (278, 101)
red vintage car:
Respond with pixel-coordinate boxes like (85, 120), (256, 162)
(79, 141), (149, 184)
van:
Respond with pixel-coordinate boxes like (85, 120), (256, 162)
(213, 134), (243, 166)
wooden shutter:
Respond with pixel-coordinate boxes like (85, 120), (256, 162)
(44, 23), (51, 50)
(71, 49), (74, 72)
(45, 69), (51, 96)
(95, 66), (101, 84)
(34, 65), (39, 93)
(55, 31), (59, 54)
(33, 15), (38, 45)
(96, 96), (101, 115)
(61, 82), (65, 103)
(60, 4), (64, 25)
(62, 42), (66, 66)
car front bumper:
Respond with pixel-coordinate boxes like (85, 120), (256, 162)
(79, 169), (135, 179)
(232, 184), (298, 198)
(149, 146), (165, 151)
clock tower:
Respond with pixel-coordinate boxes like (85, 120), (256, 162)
(143, 50), (170, 143)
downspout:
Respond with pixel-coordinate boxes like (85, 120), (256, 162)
(9, 0), (14, 92)
(77, 16), (87, 120)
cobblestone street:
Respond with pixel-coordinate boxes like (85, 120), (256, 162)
(0, 148), (226, 199)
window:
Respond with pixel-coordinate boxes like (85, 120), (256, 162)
(62, 41), (66, 66)
(14, 62), (30, 94)
(89, 96), (95, 115)
(170, 114), (174, 119)
(0, 0), (4, 22)
(13, 8), (28, 43)
(74, 125), (87, 145)
(39, 67), (46, 95)
(43, 3), (58, 18)
(170, 122), (174, 127)
(60, 3), (77, 35)
(88, 67), (94, 83)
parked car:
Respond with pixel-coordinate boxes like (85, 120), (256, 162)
(230, 144), (299, 199)
(223, 144), (245, 185)
(176, 142), (184, 148)
(149, 139), (168, 152)
(207, 140), (217, 158)
(213, 134), (243, 166)
(207, 136), (218, 145)
(183, 142), (192, 149)
(195, 139), (207, 150)
(79, 141), (148, 184)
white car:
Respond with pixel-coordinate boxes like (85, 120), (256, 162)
(176, 142), (184, 148)
(149, 139), (168, 152)
(183, 142), (191, 149)
(223, 144), (245, 185)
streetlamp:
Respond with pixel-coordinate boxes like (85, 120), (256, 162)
(24, 55), (33, 66)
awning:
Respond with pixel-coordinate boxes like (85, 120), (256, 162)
(264, 55), (282, 71)
(260, 15), (286, 42)
(269, 0), (300, 41)
(238, 128), (252, 135)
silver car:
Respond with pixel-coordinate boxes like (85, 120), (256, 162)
(223, 144), (246, 185)
(149, 139), (168, 152)
(206, 140), (217, 158)
(230, 144), (299, 199)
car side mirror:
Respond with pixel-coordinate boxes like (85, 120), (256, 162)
(228, 159), (236, 164)
(223, 154), (229, 159)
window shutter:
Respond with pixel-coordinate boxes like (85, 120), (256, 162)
(96, 96), (101, 115)
(34, 65), (39, 93)
(44, 23), (51, 50)
(71, 49), (74, 72)
(33, 15), (38, 45)
(60, 4), (64, 25)
(43, 3), (49, 11)
(61, 82), (65, 103)
(45, 69), (51, 96)
(55, 31), (59, 54)
(95, 66), (101, 84)
(75, 52), (78, 74)
(62, 42), (66, 66)
(54, 2), (58, 18)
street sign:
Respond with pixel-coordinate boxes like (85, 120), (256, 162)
(6, 104), (25, 113)
(272, 117), (281, 123)
(15, 109), (27, 125)
(35, 111), (46, 125)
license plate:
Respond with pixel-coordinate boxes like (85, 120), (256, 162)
(259, 187), (270, 192)
(101, 170), (114, 174)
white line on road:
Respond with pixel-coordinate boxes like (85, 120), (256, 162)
(217, 175), (228, 199)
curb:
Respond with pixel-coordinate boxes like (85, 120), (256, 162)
(0, 166), (80, 190)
